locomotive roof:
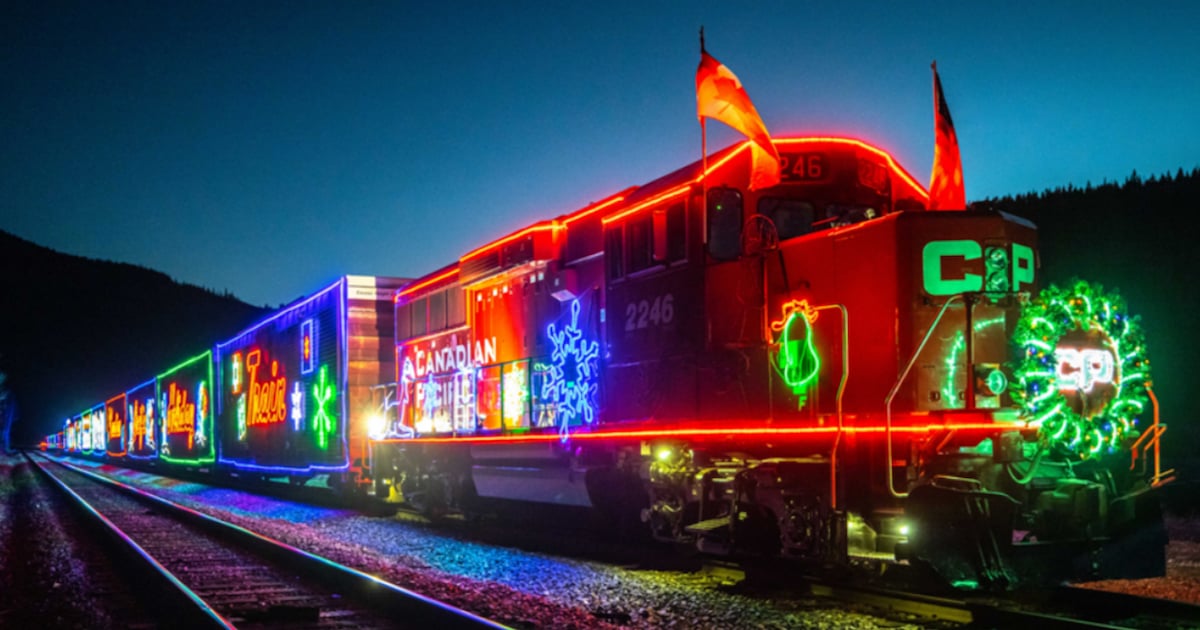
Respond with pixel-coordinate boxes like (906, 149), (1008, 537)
(396, 136), (927, 300)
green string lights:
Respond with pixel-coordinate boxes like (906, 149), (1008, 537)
(1011, 280), (1150, 459)
(771, 300), (821, 407)
(312, 364), (336, 450)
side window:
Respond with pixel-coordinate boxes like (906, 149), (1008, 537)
(758, 197), (815, 241)
(447, 288), (465, 327)
(428, 290), (447, 332)
(627, 214), (653, 273)
(396, 302), (412, 339)
(666, 202), (687, 262)
(707, 188), (742, 261)
(605, 227), (624, 280)
(410, 297), (427, 337)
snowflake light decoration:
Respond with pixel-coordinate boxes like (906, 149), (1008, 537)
(543, 299), (600, 441)
(312, 364), (337, 449)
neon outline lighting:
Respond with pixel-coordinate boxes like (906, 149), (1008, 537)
(215, 277), (353, 474)
(215, 279), (343, 351)
(236, 394), (248, 441)
(544, 299), (600, 442)
(397, 267), (458, 300)
(940, 316), (1006, 408)
(231, 352), (244, 394)
(291, 381), (304, 431)
(373, 420), (1028, 445)
(89, 406), (105, 454)
(106, 394), (127, 457)
(157, 350), (215, 465)
(601, 137), (928, 226)
(245, 349), (288, 427)
(395, 192), (632, 303)
(196, 381), (209, 447)
(502, 363), (529, 427)
(312, 364), (336, 450)
(461, 223), (559, 261)
(770, 300), (821, 406)
(129, 396), (148, 453)
(561, 189), (635, 224)
(301, 319), (316, 375)
(166, 382), (197, 450)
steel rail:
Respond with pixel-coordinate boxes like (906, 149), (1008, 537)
(25, 452), (234, 629)
(33, 453), (511, 630)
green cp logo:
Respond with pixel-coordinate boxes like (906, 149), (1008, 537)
(922, 240), (1035, 296)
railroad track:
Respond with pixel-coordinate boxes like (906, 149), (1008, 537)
(27, 453), (508, 629)
(708, 560), (1200, 629)
(39, 455), (1200, 629)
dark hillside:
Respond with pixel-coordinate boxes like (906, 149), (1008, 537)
(0, 229), (269, 444)
(979, 168), (1200, 464)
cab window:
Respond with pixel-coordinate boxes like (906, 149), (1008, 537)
(707, 188), (742, 261)
(757, 197), (815, 241)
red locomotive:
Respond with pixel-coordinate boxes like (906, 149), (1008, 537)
(45, 134), (1169, 590)
(369, 136), (1169, 589)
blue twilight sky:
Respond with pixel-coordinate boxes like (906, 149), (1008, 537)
(3, 2), (1198, 308)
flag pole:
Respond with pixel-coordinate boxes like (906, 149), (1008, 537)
(699, 26), (708, 245)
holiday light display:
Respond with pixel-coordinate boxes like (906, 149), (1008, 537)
(106, 394), (127, 457)
(158, 351), (215, 465)
(126, 379), (157, 459)
(39, 134), (1173, 590)
(770, 299), (821, 407)
(312, 364), (336, 449)
(543, 298), (599, 441)
(1012, 280), (1151, 459)
(214, 276), (393, 474)
(301, 318), (316, 375)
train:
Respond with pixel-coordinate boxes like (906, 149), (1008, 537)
(46, 135), (1171, 591)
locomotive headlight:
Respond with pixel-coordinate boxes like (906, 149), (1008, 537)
(656, 446), (674, 462)
(899, 524), (911, 537)
(366, 412), (388, 441)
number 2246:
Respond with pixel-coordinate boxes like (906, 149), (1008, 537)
(625, 294), (674, 331)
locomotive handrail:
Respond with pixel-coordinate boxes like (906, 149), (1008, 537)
(812, 303), (848, 510)
(884, 295), (963, 498)
(1130, 384), (1174, 487)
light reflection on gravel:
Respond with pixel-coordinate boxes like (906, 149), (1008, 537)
(66, 458), (929, 629)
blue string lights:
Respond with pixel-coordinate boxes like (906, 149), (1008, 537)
(543, 298), (599, 442)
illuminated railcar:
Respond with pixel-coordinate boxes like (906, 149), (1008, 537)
(64, 416), (79, 453)
(215, 276), (406, 488)
(78, 405), (106, 456)
(156, 351), (215, 467)
(370, 136), (1167, 589)
(104, 392), (128, 459)
(125, 379), (159, 461)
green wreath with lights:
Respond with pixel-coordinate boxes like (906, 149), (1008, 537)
(1011, 280), (1151, 460)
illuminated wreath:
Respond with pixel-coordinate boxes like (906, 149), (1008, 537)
(1011, 280), (1151, 459)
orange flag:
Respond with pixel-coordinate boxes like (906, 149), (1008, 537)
(697, 48), (781, 190)
(929, 62), (966, 210)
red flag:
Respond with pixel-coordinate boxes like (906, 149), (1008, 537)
(929, 63), (966, 210)
(697, 49), (781, 190)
